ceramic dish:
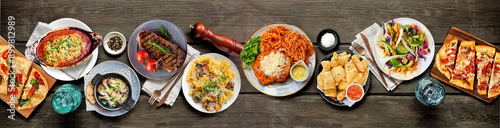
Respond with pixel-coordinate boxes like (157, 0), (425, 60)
(128, 20), (187, 79)
(92, 73), (135, 111)
(242, 22), (316, 97)
(30, 18), (99, 81)
(182, 53), (241, 113)
(103, 31), (127, 55)
(88, 61), (140, 117)
(372, 18), (435, 80)
(315, 51), (370, 106)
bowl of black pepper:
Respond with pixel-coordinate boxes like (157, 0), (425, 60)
(103, 31), (127, 55)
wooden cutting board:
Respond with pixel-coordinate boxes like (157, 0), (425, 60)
(0, 36), (57, 118)
(430, 27), (499, 103)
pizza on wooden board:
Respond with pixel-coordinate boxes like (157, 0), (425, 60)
(18, 68), (48, 110)
(488, 52), (500, 98)
(436, 38), (459, 79)
(9, 56), (32, 105)
(475, 45), (495, 95)
(0, 45), (10, 94)
(450, 41), (475, 90)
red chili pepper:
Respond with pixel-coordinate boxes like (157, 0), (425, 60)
(28, 84), (37, 98)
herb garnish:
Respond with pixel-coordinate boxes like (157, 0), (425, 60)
(158, 25), (171, 41)
(148, 40), (172, 55)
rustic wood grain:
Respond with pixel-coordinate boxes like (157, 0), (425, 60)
(1, 0), (500, 44)
(0, 94), (497, 127)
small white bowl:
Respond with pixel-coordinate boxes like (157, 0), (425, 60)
(290, 60), (309, 82)
(343, 83), (365, 107)
(103, 31), (127, 55)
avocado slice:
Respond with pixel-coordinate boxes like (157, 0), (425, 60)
(378, 41), (396, 55)
(404, 60), (414, 67)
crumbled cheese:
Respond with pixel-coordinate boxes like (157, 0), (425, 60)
(321, 33), (335, 48)
(260, 52), (286, 77)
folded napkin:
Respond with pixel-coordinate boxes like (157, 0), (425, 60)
(141, 45), (200, 106)
(83, 68), (132, 111)
(26, 22), (90, 80)
(349, 23), (403, 91)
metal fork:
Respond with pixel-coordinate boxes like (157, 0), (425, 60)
(352, 42), (398, 87)
(148, 57), (193, 105)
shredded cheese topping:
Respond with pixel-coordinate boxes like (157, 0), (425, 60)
(259, 52), (286, 77)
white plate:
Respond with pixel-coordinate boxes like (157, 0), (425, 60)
(42, 18), (99, 81)
(243, 23), (316, 97)
(181, 53), (241, 113)
(372, 18), (435, 80)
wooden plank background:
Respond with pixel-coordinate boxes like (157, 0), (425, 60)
(0, 0), (499, 127)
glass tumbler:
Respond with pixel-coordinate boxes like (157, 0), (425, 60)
(52, 84), (82, 114)
(415, 77), (445, 106)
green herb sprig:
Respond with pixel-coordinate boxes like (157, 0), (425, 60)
(240, 36), (261, 69)
(148, 40), (172, 55)
(158, 25), (171, 41)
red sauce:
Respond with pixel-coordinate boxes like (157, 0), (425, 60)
(347, 85), (363, 101)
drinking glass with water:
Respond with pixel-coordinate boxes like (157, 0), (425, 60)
(415, 77), (445, 106)
(52, 84), (82, 114)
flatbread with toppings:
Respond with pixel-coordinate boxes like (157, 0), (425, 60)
(475, 45), (495, 95)
(450, 41), (475, 90)
(436, 38), (458, 79)
(0, 45), (10, 94)
(10, 56), (32, 105)
(18, 68), (48, 110)
(488, 52), (500, 98)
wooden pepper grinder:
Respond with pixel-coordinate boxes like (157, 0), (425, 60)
(190, 23), (243, 56)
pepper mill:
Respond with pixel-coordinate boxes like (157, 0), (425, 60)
(190, 23), (243, 56)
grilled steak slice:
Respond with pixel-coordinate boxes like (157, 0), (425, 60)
(137, 30), (185, 72)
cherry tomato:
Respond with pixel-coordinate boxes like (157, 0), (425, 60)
(9, 87), (17, 95)
(145, 59), (159, 72)
(136, 50), (150, 63)
(34, 71), (44, 85)
(34, 71), (40, 80)
(16, 74), (22, 84)
(2, 50), (9, 60)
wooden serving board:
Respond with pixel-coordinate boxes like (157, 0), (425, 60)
(430, 27), (499, 103)
(0, 36), (57, 118)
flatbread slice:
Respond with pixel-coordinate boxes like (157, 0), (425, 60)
(436, 38), (459, 79)
(0, 45), (10, 94)
(450, 41), (475, 90)
(18, 68), (48, 110)
(10, 56), (32, 105)
(488, 52), (500, 98)
(475, 45), (495, 95)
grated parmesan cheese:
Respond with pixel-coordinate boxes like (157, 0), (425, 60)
(321, 33), (336, 48)
(260, 52), (286, 77)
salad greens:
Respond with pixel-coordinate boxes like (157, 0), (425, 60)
(240, 36), (261, 69)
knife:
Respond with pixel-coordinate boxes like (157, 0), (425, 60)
(156, 57), (192, 107)
(359, 33), (398, 90)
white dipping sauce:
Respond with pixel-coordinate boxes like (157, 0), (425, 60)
(321, 33), (336, 48)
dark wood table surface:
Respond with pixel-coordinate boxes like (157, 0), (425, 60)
(1, 0), (499, 127)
